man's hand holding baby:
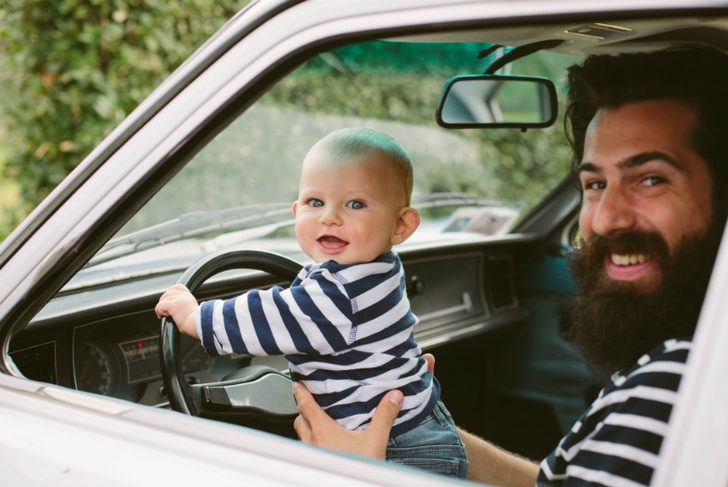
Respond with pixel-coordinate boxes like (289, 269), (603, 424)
(154, 284), (200, 339)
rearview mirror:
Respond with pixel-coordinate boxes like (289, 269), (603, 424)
(436, 75), (558, 129)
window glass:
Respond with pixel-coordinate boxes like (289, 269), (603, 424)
(87, 40), (577, 276)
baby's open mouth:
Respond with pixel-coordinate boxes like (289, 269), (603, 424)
(318, 235), (348, 250)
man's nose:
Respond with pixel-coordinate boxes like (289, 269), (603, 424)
(590, 186), (637, 237)
(319, 206), (342, 225)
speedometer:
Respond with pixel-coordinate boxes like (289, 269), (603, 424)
(74, 338), (121, 396)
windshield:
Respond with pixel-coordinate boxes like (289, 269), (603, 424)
(77, 40), (575, 287)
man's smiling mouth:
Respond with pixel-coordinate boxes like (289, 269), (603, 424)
(610, 253), (648, 266)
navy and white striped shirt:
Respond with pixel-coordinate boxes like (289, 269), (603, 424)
(196, 251), (439, 436)
(538, 338), (691, 486)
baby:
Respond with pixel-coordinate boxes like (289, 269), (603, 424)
(155, 127), (467, 478)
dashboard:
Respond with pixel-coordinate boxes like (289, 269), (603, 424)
(11, 309), (214, 406)
(8, 237), (535, 408)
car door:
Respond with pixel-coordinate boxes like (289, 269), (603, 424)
(1, 1), (728, 486)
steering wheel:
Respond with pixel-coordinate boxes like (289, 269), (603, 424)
(160, 249), (303, 434)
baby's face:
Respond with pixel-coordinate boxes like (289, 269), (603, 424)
(293, 153), (408, 265)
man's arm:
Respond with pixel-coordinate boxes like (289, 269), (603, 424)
(457, 427), (539, 486)
(294, 353), (540, 486)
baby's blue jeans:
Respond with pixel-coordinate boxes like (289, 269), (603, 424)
(386, 400), (468, 478)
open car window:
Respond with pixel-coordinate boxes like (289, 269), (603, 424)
(80, 40), (577, 285)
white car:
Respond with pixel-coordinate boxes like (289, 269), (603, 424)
(1, 0), (727, 485)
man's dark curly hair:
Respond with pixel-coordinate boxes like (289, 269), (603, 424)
(565, 46), (728, 204)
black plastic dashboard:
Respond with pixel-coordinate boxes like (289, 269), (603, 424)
(9, 236), (536, 407)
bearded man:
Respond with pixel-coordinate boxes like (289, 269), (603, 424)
(538, 46), (728, 486)
(292, 46), (728, 487)
(563, 48), (728, 380)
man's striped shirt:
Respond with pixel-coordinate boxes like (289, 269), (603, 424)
(196, 251), (438, 436)
(538, 338), (691, 486)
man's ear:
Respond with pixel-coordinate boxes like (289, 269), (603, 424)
(391, 207), (420, 245)
(292, 201), (298, 217)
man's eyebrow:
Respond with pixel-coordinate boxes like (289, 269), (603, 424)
(620, 151), (684, 171)
(578, 151), (684, 174)
(577, 162), (599, 174)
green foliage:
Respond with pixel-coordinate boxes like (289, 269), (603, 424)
(0, 0), (245, 238)
(0, 9), (576, 241)
(266, 41), (574, 211)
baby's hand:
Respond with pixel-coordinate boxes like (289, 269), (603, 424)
(155, 284), (199, 339)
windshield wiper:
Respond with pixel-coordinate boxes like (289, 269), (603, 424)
(86, 203), (293, 268)
(86, 194), (510, 269)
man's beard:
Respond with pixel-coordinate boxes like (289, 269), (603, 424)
(564, 218), (724, 379)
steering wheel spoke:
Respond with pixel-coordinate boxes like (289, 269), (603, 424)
(199, 369), (297, 416)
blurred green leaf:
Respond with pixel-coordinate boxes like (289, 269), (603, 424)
(0, 0), (246, 239)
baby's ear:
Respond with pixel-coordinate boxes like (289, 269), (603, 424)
(391, 207), (420, 245)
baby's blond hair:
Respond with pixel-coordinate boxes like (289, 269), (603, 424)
(310, 127), (414, 205)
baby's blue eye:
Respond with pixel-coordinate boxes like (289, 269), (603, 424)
(347, 200), (364, 209)
(310, 199), (323, 208)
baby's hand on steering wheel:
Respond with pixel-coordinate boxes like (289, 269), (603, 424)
(155, 284), (199, 338)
